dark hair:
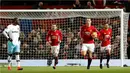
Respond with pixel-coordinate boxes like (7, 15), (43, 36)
(12, 18), (18, 23)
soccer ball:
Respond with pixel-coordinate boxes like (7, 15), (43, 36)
(91, 32), (97, 38)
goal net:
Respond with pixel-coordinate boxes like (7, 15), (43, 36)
(0, 9), (129, 66)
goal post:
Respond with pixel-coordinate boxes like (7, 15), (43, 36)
(0, 9), (129, 67)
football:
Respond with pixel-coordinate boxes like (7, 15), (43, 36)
(91, 32), (97, 38)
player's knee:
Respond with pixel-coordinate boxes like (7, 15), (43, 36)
(53, 52), (58, 57)
(81, 51), (86, 56)
(54, 53), (58, 57)
(15, 52), (19, 55)
(107, 50), (111, 56)
(88, 52), (93, 58)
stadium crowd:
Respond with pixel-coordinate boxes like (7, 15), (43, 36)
(0, 0), (130, 59)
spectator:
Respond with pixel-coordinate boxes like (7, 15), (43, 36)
(19, 31), (25, 44)
(115, 6), (120, 9)
(124, 0), (130, 12)
(127, 31), (130, 59)
(73, 0), (82, 9)
(66, 28), (74, 45)
(32, 2), (44, 9)
(85, 1), (94, 9)
(74, 42), (82, 58)
(114, 0), (122, 5)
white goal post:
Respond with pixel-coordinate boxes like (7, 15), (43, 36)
(0, 9), (129, 67)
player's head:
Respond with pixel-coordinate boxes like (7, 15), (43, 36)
(51, 24), (57, 31)
(86, 18), (91, 27)
(104, 23), (109, 29)
(12, 18), (19, 25)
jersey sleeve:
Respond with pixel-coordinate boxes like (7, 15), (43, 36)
(46, 30), (51, 42)
(4, 25), (11, 33)
(2, 25), (11, 39)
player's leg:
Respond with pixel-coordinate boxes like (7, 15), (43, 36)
(53, 45), (60, 69)
(106, 45), (111, 68)
(87, 44), (95, 69)
(100, 47), (105, 69)
(7, 54), (12, 70)
(7, 41), (14, 70)
(47, 48), (53, 66)
(14, 42), (23, 70)
(81, 44), (87, 57)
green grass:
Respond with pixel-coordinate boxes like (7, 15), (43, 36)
(0, 66), (130, 73)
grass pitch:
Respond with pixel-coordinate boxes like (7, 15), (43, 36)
(0, 66), (130, 73)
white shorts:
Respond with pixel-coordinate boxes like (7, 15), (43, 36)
(81, 44), (95, 52)
(100, 45), (111, 52)
(51, 45), (60, 54)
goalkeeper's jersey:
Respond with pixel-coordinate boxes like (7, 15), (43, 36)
(4, 24), (20, 45)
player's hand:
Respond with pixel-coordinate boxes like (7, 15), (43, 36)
(8, 38), (12, 42)
(46, 41), (51, 46)
(58, 41), (61, 43)
(81, 38), (84, 43)
(105, 35), (110, 38)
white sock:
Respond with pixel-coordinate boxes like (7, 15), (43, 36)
(7, 56), (12, 67)
(16, 55), (20, 67)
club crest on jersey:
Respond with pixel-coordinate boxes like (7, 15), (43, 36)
(85, 32), (90, 35)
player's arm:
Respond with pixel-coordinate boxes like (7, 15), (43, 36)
(106, 29), (112, 40)
(46, 30), (51, 45)
(2, 25), (12, 41)
(92, 26), (100, 39)
(58, 31), (62, 43)
(99, 30), (104, 41)
(80, 26), (84, 42)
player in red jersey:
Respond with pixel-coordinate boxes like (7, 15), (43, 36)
(80, 19), (99, 69)
(99, 23), (112, 69)
(46, 24), (62, 69)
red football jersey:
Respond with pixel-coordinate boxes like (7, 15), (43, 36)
(46, 30), (62, 46)
(99, 28), (112, 47)
(80, 25), (99, 44)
